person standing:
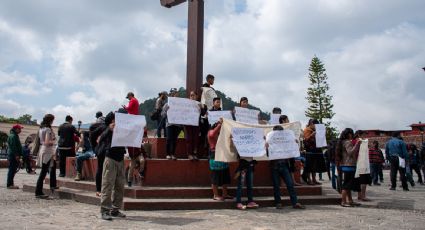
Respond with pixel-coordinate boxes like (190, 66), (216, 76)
(408, 144), (423, 185)
(95, 111), (105, 124)
(123, 92), (139, 115)
(162, 88), (183, 160)
(6, 124), (24, 189)
(35, 114), (58, 198)
(58, 115), (79, 177)
(184, 91), (202, 160)
(302, 119), (327, 185)
(99, 112), (126, 220)
(369, 141), (385, 186)
(155, 91), (167, 138)
(89, 113), (108, 197)
(266, 125), (305, 209)
(385, 131), (409, 191)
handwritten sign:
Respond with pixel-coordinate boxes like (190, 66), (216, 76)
(234, 107), (259, 124)
(208, 110), (233, 125)
(231, 128), (265, 157)
(167, 97), (200, 126)
(315, 124), (327, 147)
(111, 113), (146, 147)
(269, 114), (281, 125)
(201, 87), (218, 110)
(266, 130), (300, 160)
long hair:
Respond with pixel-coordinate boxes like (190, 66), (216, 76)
(335, 128), (354, 164)
(40, 114), (55, 128)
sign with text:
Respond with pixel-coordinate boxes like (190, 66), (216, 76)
(269, 114), (281, 125)
(234, 107), (259, 124)
(167, 97), (200, 126)
(208, 110), (233, 125)
(266, 130), (300, 160)
(111, 113), (146, 147)
(231, 127), (265, 157)
(315, 124), (327, 147)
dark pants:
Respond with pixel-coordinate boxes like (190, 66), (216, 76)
(184, 126), (199, 156)
(156, 117), (167, 138)
(330, 163), (337, 189)
(96, 155), (105, 192)
(236, 165), (254, 203)
(410, 164), (423, 183)
(389, 156), (408, 189)
(59, 149), (74, 176)
(22, 154), (33, 173)
(379, 166), (384, 182)
(166, 125), (181, 156)
(370, 163), (382, 185)
(7, 156), (18, 187)
(35, 160), (57, 195)
(271, 161), (298, 206)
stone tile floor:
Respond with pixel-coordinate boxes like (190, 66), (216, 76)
(1, 169), (425, 229)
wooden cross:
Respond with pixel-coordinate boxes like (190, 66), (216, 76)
(160, 0), (204, 96)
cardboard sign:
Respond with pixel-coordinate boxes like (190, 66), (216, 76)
(167, 97), (200, 126)
(208, 110), (233, 125)
(266, 130), (300, 160)
(234, 107), (259, 124)
(111, 113), (146, 147)
(315, 124), (327, 147)
(231, 127), (265, 157)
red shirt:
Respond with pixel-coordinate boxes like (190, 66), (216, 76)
(125, 97), (139, 115)
(208, 123), (221, 151)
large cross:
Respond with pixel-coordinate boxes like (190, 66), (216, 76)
(160, 0), (204, 96)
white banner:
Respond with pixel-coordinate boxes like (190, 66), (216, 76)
(266, 130), (300, 160)
(355, 139), (370, 177)
(234, 107), (259, 124)
(269, 114), (281, 125)
(201, 87), (218, 110)
(208, 110), (233, 125)
(111, 113), (146, 147)
(231, 127), (266, 157)
(167, 97), (200, 126)
(315, 124), (327, 147)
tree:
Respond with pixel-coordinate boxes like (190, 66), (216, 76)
(305, 56), (338, 140)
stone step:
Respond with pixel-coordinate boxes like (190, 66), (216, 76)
(46, 178), (322, 199)
(22, 184), (340, 210)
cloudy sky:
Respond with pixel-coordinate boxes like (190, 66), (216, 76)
(0, 0), (424, 131)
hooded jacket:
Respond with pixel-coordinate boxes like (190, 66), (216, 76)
(7, 129), (23, 158)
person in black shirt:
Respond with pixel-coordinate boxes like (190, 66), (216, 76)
(57, 115), (79, 177)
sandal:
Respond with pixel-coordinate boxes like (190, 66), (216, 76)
(340, 203), (352, 207)
(293, 203), (305, 209)
(213, 196), (224, 201)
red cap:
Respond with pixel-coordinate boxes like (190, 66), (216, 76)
(12, 124), (24, 130)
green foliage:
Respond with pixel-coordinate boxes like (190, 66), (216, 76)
(0, 114), (37, 125)
(305, 56), (338, 141)
(139, 88), (269, 129)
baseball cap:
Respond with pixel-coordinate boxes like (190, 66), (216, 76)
(12, 124), (24, 130)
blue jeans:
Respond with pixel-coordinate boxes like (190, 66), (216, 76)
(76, 151), (94, 173)
(330, 163), (337, 189)
(370, 163), (382, 185)
(236, 165), (254, 203)
(7, 156), (18, 187)
(271, 161), (298, 206)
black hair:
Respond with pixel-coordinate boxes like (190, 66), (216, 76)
(65, 115), (73, 122)
(335, 128), (354, 163)
(213, 97), (221, 102)
(272, 107), (282, 114)
(41, 114), (55, 128)
(206, 74), (215, 80)
(240, 97), (248, 105)
(279, 115), (288, 124)
(95, 111), (103, 118)
(273, 125), (284, 131)
(392, 131), (401, 138)
(104, 112), (115, 126)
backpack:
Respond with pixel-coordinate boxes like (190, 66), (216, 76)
(150, 109), (161, 121)
(31, 129), (41, 157)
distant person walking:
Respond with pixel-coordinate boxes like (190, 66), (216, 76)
(385, 131), (409, 191)
(35, 114), (58, 198)
(58, 115), (79, 177)
(6, 124), (24, 189)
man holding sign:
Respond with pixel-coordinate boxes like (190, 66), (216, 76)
(266, 126), (305, 209)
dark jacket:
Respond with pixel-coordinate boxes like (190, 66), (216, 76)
(7, 129), (23, 158)
(97, 128), (126, 162)
(58, 122), (78, 148)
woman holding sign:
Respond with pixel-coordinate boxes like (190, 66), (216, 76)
(184, 91), (204, 160)
(302, 119), (327, 185)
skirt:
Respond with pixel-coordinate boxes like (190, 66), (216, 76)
(210, 168), (231, 186)
(358, 174), (372, 185)
(342, 171), (360, 192)
(305, 153), (327, 173)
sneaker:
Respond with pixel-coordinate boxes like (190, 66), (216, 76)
(171, 155), (177, 160)
(166, 155), (172, 160)
(111, 210), (126, 218)
(59, 174), (65, 177)
(101, 212), (112, 221)
(188, 155), (194, 160)
(389, 187), (396, 191)
(7, 185), (19, 189)
(35, 194), (49, 199)
(236, 203), (246, 210)
(246, 202), (259, 209)
(293, 203), (305, 209)
(74, 173), (81, 181)
(275, 203), (283, 209)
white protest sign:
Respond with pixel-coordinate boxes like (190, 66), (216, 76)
(201, 87), (218, 110)
(208, 110), (233, 125)
(355, 139), (370, 177)
(234, 107), (259, 124)
(111, 113), (146, 147)
(167, 97), (200, 126)
(266, 130), (300, 160)
(269, 114), (281, 125)
(315, 124), (327, 147)
(231, 127), (265, 157)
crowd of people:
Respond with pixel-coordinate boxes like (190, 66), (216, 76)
(5, 74), (425, 220)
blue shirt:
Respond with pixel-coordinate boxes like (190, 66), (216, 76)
(385, 137), (407, 159)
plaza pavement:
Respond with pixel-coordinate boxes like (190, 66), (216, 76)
(1, 169), (425, 230)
